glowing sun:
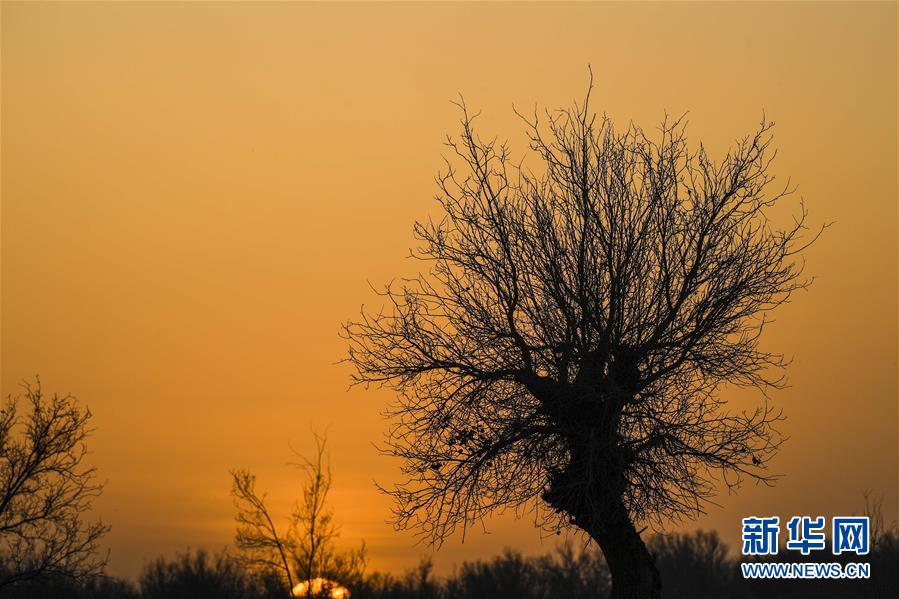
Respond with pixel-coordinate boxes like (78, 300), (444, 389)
(291, 577), (350, 599)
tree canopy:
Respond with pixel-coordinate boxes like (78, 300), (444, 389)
(344, 85), (822, 598)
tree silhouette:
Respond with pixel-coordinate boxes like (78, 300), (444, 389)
(231, 469), (296, 597)
(290, 433), (339, 591)
(343, 83), (822, 598)
(231, 433), (365, 598)
(0, 379), (109, 589)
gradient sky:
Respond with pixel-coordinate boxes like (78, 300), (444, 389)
(2, 0), (896, 581)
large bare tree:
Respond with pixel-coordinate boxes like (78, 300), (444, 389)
(343, 85), (822, 598)
(0, 379), (109, 589)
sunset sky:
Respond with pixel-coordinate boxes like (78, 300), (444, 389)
(2, 1), (896, 581)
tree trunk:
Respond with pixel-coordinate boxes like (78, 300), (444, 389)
(534, 378), (661, 598)
(588, 498), (661, 599)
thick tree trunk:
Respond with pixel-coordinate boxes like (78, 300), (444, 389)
(588, 498), (661, 599)
(532, 375), (661, 598)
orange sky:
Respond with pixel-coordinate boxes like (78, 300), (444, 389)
(2, 1), (896, 580)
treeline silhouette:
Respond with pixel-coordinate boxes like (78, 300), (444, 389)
(3, 381), (895, 598)
(3, 528), (896, 599)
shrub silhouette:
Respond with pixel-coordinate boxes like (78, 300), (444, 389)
(648, 530), (733, 598)
(139, 549), (270, 599)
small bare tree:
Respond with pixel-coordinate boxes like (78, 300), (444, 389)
(0, 379), (109, 588)
(231, 469), (296, 597)
(231, 433), (365, 598)
(343, 82), (823, 598)
(290, 433), (338, 591)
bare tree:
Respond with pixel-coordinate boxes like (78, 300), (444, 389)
(290, 433), (365, 597)
(343, 83), (823, 598)
(0, 379), (109, 589)
(231, 469), (296, 597)
(291, 433), (336, 587)
(231, 433), (365, 599)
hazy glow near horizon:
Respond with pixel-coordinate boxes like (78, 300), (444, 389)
(2, 0), (896, 581)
